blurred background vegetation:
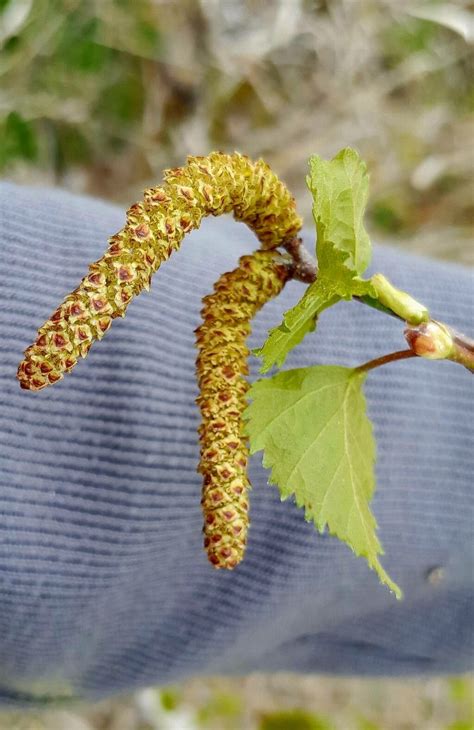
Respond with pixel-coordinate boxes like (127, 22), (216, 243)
(1, 0), (473, 260)
(1, 0), (473, 728)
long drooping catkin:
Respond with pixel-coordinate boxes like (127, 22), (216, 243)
(196, 251), (289, 569)
(17, 152), (301, 390)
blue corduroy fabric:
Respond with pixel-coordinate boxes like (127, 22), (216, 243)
(0, 182), (472, 707)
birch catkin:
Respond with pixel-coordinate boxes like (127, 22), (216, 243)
(196, 251), (289, 569)
(17, 152), (301, 390)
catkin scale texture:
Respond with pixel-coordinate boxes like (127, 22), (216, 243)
(17, 153), (301, 390)
(196, 252), (289, 569)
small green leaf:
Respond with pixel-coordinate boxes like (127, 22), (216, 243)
(308, 147), (371, 276)
(245, 365), (402, 598)
(254, 279), (338, 372)
(256, 263), (374, 373)
(255, 148), (374, 372)
(371, 273), (429, 324)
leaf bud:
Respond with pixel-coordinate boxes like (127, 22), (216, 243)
(405, 320), (454, 360)
(371, 273), (429, 325)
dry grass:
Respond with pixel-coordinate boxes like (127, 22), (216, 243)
(1, 0), (473, 258)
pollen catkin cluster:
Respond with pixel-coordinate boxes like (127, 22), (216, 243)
(17, 153), (302, 390)
(196, 251), (289, 569)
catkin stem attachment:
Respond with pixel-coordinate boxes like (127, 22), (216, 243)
(17, 152), (302, 390)
(196, 251), (290, 569)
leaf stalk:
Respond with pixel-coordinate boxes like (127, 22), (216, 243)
(354, 349), (417, 374)
(283, 237), (473, 373)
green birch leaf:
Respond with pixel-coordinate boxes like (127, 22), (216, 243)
(254, 279), (338, 372)
(255, 258), (375, 373)
(255, 148), (374, 372)
(244, 365), (402, 598)
(309, 147), (371, 276)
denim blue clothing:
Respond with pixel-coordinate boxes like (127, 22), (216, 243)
(0, 182), (472, 706)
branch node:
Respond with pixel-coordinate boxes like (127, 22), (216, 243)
(282, 237), (317, 283)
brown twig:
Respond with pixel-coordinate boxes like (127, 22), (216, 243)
(282, 236), (317, 283)
(452, 330), (474, 370)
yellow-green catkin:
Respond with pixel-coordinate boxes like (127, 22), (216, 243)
(196, 251), (289, 569)
(17, 153), (302, 390)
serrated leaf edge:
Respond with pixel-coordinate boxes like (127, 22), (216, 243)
(245, 369), (402, 599)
